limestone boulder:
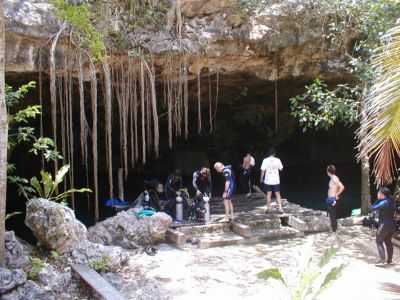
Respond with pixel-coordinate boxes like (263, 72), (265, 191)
(25, 198), (87, 254)
(87, 210), (172, 249)
(71, 241), (129, 271)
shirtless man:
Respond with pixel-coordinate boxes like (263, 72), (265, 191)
(241, 152), (255, 197)
(326, 165), (345, 233)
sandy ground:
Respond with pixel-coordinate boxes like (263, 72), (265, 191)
(133, 226), (400, 300)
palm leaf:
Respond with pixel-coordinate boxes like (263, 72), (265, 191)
(54, 188), (92, 201)
(317, 247), (340, 268)
(257, 268), (287, 286)
(358, 25), (400, 185)
(315, 263), (348, 298)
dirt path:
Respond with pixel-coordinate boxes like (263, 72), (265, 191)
(133, 226), (400, 299)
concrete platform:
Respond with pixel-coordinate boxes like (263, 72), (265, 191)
(168, 193), (330, 248)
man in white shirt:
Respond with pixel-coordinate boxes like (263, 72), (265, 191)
(260, 148), (284, 213)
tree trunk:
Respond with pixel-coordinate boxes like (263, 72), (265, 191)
(0, 0), (8, 267)
(360, 154), (371, 214)
(359, 99), (371, 214)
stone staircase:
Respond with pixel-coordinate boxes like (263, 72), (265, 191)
(166, 193), (331, 249)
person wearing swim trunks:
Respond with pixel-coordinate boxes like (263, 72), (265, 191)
(240, 152), (255, 197)
(214, 162), (235, 222)
(326, 165), (345, 234)
(372, 187), (396, 266)
(260, 148), (284, 213)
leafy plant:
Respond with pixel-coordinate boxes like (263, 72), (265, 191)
(11, 164), (92, 201)
(52, 0), (107, 61)
(6, 81), (61, 162)
(50, 250), (60, 260)
(89, 255), (111, 272)
(257, 243), (347, 300)
(28, 257), (46, 280)
(290, 79), (359, 132)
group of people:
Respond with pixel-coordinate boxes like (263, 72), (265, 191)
(140, 147), (397, 266)
(140, 147), (285, 223)
(142, 167), (212, 221)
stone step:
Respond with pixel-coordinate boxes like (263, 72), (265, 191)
(197, 227), (303, 249)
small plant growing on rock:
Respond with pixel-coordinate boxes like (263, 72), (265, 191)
(89, 255), (111, 273)
(28, 256), (46, 280)
(257, 241), (347, 300)
(13, 164), (92, 202)
(50, 250), (60, 260)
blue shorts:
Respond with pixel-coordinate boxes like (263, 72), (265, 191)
(263, 184), (280, 193)
(326, 197), (336, 206)
(225, 185), (234, 200)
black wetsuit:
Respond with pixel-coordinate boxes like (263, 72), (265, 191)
(192, 170), (212, 218)
(143, 179), (163, 211)
(192, 170), (212, 196)
(165, 173), (183, 200)
(164, 173), (184, 217)
(240, 168), (252, 194)
(372, 197), (396, 263)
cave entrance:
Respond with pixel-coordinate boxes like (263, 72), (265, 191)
(5, 72), (361, 243)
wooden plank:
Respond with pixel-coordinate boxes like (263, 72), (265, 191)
(72, 264), (126, 300)
(166, 228), (186, 245)
(231, 222), (252, 238)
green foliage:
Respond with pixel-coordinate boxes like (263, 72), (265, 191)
(52, 0), (107, 60)
(6, 82), (61, 162)
(50, 250), (60, 260)
(257, 268), (286, 286)
(12, 164), (92, 201)
(327, 0), (400, 83)
(28, 257), (46, 280)
(290, 79), (359, 131)
(257, 244), (347, 300)
(89, 255), (111, 272)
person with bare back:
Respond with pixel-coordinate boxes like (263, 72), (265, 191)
(240, 151), (255, 197)
(326, 165), (345, 234)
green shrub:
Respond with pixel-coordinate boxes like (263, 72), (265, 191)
(28, 257), (46, 280)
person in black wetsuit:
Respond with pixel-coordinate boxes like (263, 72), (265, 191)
(143, 179), (164, 211)
(372, 187), (397, 266)
(192, 168), (212, 219)
(164, 169), (185, 217)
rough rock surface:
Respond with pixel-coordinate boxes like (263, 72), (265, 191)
(87, 210), (172, 249)
(25, 198), (87, 254)
(4, 0), (349, 82)
(0, 268), (27, 294)
(37, 266), (72, 291)
(5, 231), (29, 267)
(2, 280), (54, 300)
(71, 240), (129, 270)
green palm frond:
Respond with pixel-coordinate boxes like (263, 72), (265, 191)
(358, 25), (400, 185)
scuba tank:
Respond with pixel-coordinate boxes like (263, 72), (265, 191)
(203, 194), (210, 222)
(176, 195), (184, 221)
